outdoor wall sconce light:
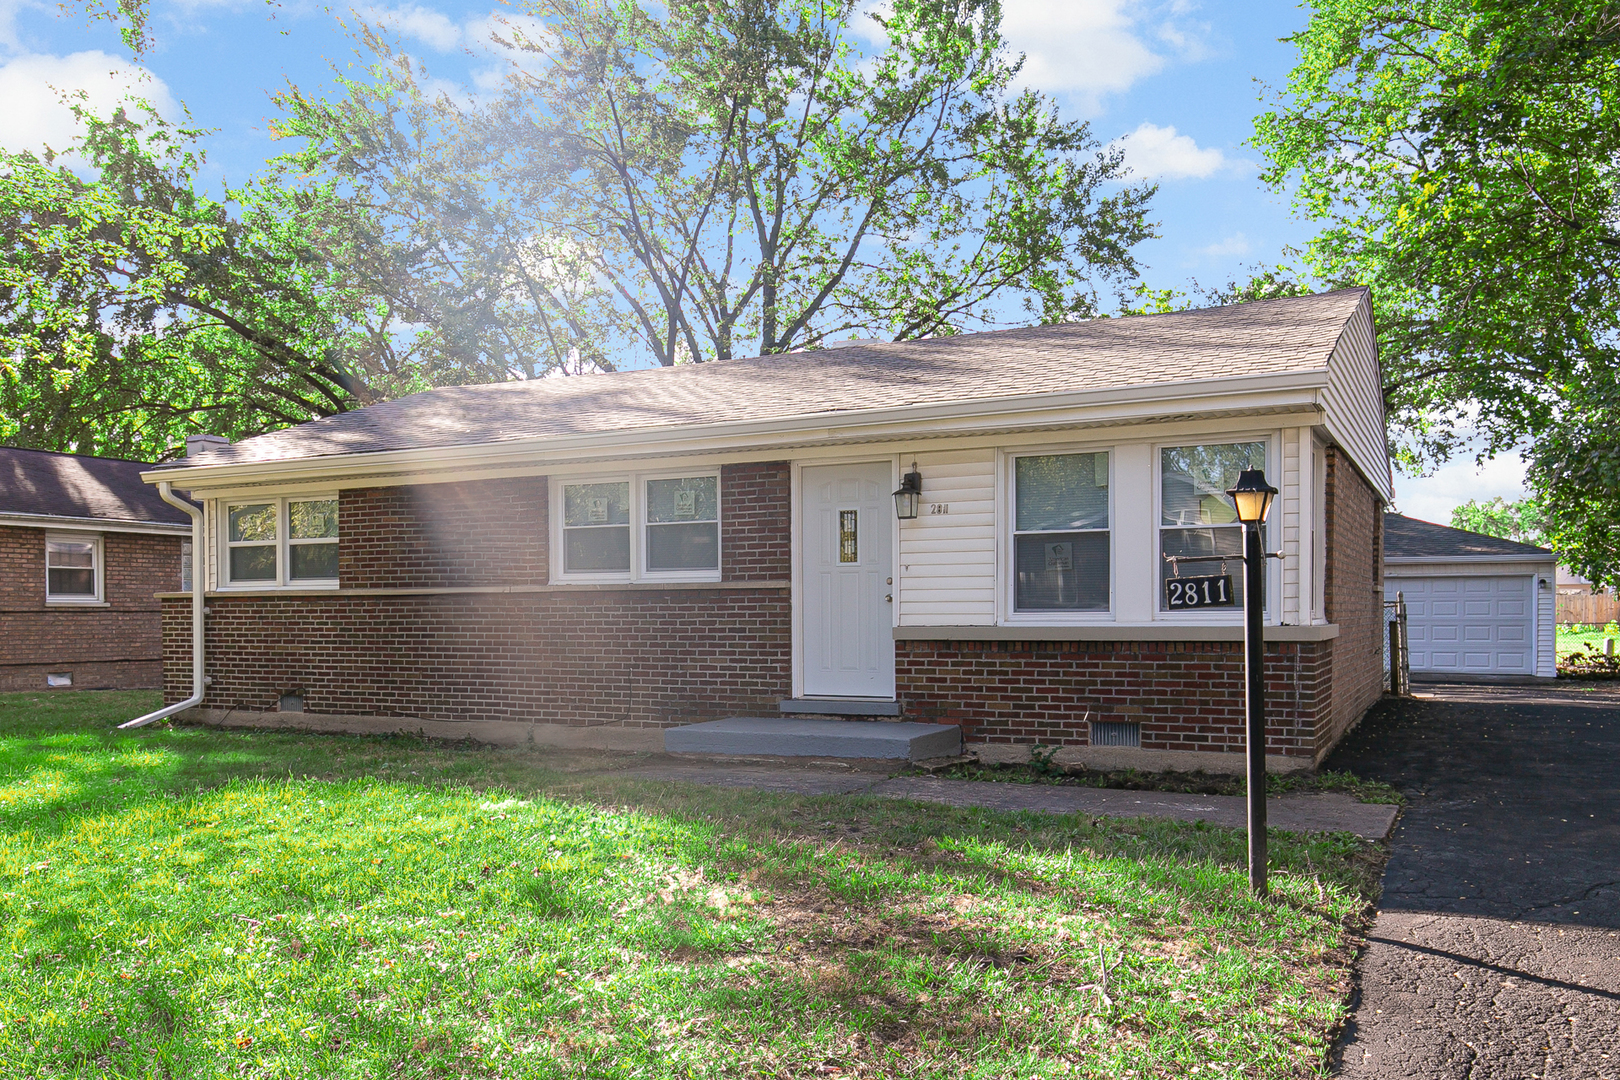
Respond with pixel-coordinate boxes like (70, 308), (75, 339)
(893, 465), (922, 520)
(1224, 467), (1279, 897)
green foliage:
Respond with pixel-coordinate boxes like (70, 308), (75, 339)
(0, 103), (442, 460)
(0, 691), (1379, 1076)
(1449, 496), (1546, 546)
(1254, 0), (1620, 581)
(279, 0), (1157, 369)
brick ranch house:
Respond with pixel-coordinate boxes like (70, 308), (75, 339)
(145, 288), (1391, 772)
(0, 447), (191, 691)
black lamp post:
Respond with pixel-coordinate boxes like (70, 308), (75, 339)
(1226, 468), (1278, 897)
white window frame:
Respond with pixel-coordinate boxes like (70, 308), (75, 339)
(45, 531), (104, 605)
(218, 495), (340, 589)
(551, 470), (723, 584)
(1153, 435), (1276, 623)
(999, 445), (1115, 625)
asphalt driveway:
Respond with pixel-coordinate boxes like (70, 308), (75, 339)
(1324, 679), (1620, 1078)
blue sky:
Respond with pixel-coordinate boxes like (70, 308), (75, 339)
(0, 0), (1528, 523)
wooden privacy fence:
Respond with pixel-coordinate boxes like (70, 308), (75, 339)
(1557, 589), (1620, 626)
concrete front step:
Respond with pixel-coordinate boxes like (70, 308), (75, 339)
(664, 717), (961, 761)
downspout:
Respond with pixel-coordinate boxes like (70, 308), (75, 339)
(120, 481), (205, 730)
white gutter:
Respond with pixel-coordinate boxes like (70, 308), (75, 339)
(120, 481), (205, 730)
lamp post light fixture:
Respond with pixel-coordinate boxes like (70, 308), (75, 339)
(893, 466), (922, 520)
(1225, 467), (1278, 897)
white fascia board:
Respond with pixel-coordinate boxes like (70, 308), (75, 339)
(0, 512), (192, 536)
(144, 369), (1331, 492)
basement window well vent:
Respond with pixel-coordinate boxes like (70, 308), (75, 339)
(46, 673), (72, 688)
(1090, 721), (1140, 748)
(278, 693), (305, 713)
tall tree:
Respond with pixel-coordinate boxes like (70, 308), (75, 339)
(0, 104), (439, 459)
(1253, 0), (1620, 582)
(277, 0), (1156, 368)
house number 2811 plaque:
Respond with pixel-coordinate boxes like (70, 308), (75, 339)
(1165, 575), (1235, 609)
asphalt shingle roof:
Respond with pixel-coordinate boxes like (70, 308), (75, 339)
(1383, 512), (1551, 560)
(0, 447), (193, 526)
(165, 288), (1370, 469)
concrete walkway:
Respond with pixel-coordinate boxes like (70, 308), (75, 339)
(620, 764), (1399, 840)
(1324, 681), (1620, 1079)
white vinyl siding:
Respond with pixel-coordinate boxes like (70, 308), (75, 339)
(1321, 291), (1394, 502)
(1537, 576), (1556, 677)
(1280, 427), (1304, 625)
(897, 451), (996, 625)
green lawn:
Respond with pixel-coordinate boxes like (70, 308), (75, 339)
(1557, 625), (1618, 658)
(0, 691), (1383, 1078)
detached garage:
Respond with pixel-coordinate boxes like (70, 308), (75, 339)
(1383, 513), (1556, 678)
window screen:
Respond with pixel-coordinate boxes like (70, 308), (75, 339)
(645, 476), (719, 571)
(563, 482), (631, 572)
(1013, 452), (1110, 611)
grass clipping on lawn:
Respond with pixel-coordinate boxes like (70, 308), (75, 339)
(0, 692), (1383, 1079)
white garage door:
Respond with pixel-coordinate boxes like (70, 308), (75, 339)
(1387, 575), (1535, 675)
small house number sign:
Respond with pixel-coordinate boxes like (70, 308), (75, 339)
(1165, 574), (1235, 609)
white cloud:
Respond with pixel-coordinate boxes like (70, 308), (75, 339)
(1000, 0), (1163, 109)
(1394, 448), (1531, 528)
(0, 51), (177, 159)
(1194, 232), (1251, 258)
(363, 3), (463, 52)
(1113, 121), (1238, 180)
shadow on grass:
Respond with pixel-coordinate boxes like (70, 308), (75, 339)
(0, 691), (1384, 1078)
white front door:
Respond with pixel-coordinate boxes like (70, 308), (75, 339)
(1390, 575), (1535, 675)
(801, 462), (894, 698)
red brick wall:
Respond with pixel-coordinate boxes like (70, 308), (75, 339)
(722, 462), (791, 582)
(0, 526), (183, 690)
(898, 638), (1326, 758)
(1321, 447), (1386, 752)
(163, 588), (791, 726)
(339, 478), (549, 589)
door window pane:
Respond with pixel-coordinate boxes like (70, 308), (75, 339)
(46, 540), (97, 598)
(1012, 452), (1110, 612)
(1159, 442), (1264, 610)
(563, 482), (631, 572)
(646, 476), (719, 571)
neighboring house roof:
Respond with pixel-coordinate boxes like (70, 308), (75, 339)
(151, 288), (1391, 498)
(0, 447), (193, 530)
(1383, 512), (1552, 560)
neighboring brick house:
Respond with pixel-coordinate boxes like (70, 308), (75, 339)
(149, 289), (1392, 770)
(0, 448), (191, 691)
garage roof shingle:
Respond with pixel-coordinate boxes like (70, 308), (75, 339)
(1384, 512), (1551, 559)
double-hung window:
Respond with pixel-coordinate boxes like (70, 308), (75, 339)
(557, 473), (720, 581)
(1158, 441), (1265, 610)
(1011, 451), (1111, 613)
(46, 534), (101, 603)
(223, 497), (340, 586)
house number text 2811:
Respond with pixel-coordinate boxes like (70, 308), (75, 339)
(928, 503), (950, 515)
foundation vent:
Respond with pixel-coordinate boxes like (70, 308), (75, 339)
(279, 693), (305, 713)
(46, 673), (72, 688)
(1090, 720), (1140, 748)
